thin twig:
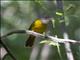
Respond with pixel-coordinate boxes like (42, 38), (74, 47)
(1, 30), (26, 38)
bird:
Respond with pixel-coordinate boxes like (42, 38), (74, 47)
(25, 17), (51, 47)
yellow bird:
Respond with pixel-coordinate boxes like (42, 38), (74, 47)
(25, 18), (51, 47)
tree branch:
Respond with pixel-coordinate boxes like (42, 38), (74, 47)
(25, 30), (80, 44)
(1, 30), (80, 44)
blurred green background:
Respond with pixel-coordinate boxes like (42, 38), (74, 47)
(1, 0), (80, 60)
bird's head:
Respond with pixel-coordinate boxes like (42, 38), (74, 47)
(41, 16), (52, 24)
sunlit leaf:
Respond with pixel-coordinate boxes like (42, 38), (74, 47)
(56, 12), (63, 16)
(40, 40), (60, 46)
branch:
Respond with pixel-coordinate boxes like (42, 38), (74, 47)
(1, 30), (80, 44)
(25, 30), (80, 44)
(1, 30), (26, 38)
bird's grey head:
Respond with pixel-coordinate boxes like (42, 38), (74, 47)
(41, 17), (52, 24)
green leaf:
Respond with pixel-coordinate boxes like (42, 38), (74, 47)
(56, 12), (63, 16)
(40, 40), (60, 46)
(40, 40), (50, 44)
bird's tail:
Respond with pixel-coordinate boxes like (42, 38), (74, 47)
(25, 35), (35, 47)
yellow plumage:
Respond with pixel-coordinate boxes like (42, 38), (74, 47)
(32, 19), (47, 33)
